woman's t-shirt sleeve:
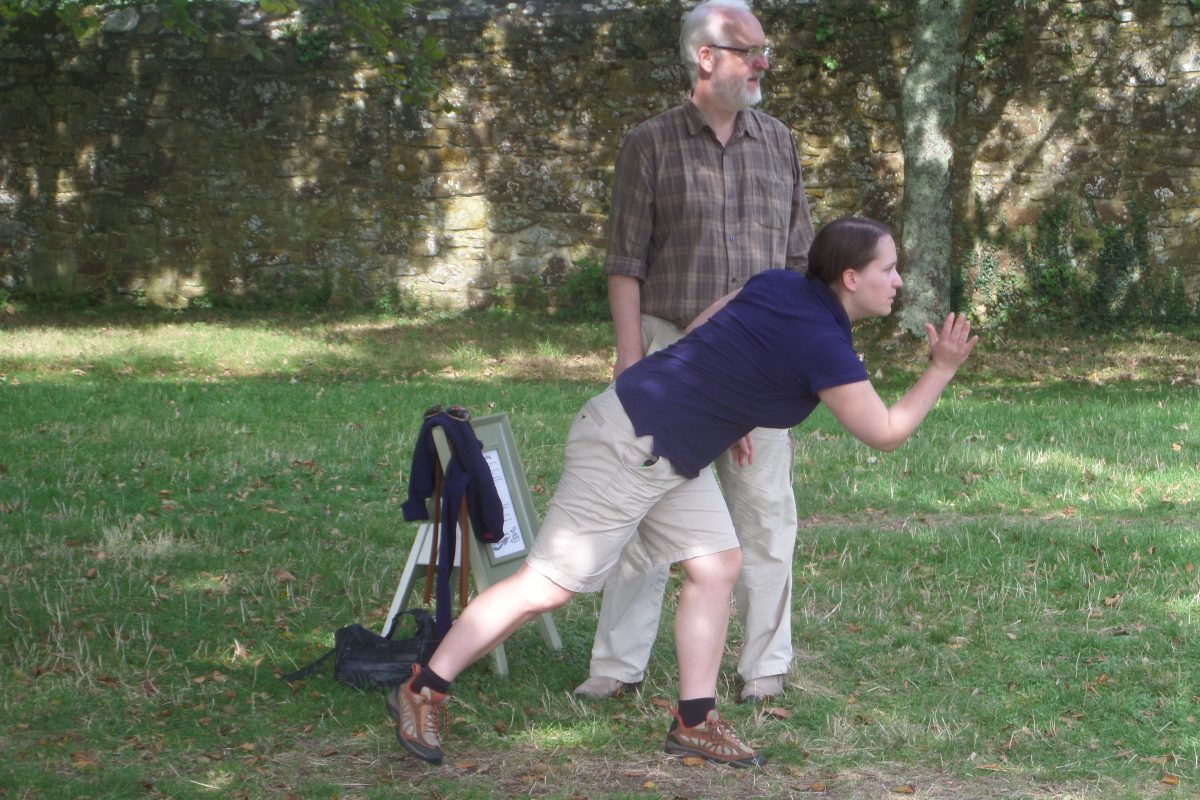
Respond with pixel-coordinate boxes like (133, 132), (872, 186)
(790, 330), (870, 394)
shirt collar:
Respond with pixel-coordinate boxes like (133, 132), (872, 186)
(682, 100), (760, 141)
(808, 275), (854, 334)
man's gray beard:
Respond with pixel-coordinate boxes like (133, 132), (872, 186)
(716, 79), (762, 110)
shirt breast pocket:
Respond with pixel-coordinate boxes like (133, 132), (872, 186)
(752, 174), (790, 230)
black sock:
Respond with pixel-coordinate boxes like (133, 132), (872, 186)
(677, 697), (716, 728)
(410, 663), (451, 695)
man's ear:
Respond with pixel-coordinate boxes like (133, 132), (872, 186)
(697, 45), (716, 75)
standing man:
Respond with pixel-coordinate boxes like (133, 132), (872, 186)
(577, 0), (814, 704)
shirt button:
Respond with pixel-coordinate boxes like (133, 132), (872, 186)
(727, 193), (734, 199)
(728, 234), (736, 242)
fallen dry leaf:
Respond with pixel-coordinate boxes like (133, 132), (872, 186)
(682, 756), (706, 767)
(1161, 774), (1180, 786)
(275, 569), (297, 583)
(891, 785), (916, 795)
(803, 782), (827, 792)
(763, 706), (792, 719)
(650, 697), (672, 708)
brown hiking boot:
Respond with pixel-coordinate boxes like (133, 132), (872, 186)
(385, 666), (449, 765)
(664, 708), (766, 768)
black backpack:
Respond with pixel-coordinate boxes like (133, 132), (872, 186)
(281, 608), (440, 689)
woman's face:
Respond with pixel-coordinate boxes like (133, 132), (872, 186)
(852, 234), (902, 319)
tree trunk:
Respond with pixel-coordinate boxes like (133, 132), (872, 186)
(897, 0), (978, 335)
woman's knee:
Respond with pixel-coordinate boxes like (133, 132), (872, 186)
(512, 566), (575, 614)
(683, 547), (743, 589)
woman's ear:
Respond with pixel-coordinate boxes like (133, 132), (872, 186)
(841, 267), (859, 292)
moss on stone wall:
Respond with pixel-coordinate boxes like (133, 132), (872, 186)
(0, 0), (1197, 312)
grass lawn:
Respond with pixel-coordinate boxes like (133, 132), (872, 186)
(1, 309), (1198, 799)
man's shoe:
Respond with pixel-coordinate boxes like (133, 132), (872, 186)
(572, 675), (642, 699)
(385, 666), (448, 765)
(664, 708), (766, 768)
(740, 674), (785, 704)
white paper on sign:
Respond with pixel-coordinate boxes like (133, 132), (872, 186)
(482, 448), (526, 560)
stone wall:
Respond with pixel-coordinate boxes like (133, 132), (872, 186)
(0, 0), (1197, 309)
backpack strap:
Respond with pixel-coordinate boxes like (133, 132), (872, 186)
(422, 463), (444, 605)
(280, 647), (334, 684)
(381, 607), (432, 640)
(458, 494), (470, 610)
(386, 608), (439, 643)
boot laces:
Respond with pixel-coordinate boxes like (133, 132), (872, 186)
(421, 690), (450, 740)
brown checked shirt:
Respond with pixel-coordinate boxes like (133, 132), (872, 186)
(604, 101), (814, 329)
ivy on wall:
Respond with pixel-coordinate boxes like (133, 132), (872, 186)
(0, 0), (447, 106)
(958, 196), (1200, 332)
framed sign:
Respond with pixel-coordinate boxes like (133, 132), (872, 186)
(470, 413), (540, 567)
(385, 410), (560, 676)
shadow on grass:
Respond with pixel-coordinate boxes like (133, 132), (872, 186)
(4, 309), (1200, 392)
(2, 368), (1198, 798)
(0, 308), (616, 384)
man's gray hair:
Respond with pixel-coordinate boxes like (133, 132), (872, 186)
(679, 0), (754, 85)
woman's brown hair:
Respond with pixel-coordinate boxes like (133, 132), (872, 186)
(806, 217), (892, 287)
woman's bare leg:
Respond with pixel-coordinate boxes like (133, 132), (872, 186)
(674, 547), (743, 699)
(426, 564), (575, 682)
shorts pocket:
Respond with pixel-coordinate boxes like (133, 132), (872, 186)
(619, 434), (666, 472)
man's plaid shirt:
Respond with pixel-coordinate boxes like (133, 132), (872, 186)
(604, 101), (814, 328)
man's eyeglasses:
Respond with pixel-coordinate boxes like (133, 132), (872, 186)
(424, 404), (471, 421)
(708, 43), (772, 62)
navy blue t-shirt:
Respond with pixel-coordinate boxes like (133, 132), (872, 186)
(615, 270), (869, 479)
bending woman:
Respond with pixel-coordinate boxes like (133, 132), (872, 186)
(386, 216), (978, 767)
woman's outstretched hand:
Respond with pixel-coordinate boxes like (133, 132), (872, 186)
(925, 312), (979, 372)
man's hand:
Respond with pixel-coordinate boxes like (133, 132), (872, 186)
(729, 434), (754, 467)
(609, 274), (645, 381)
(613, 351), (643, 381)
(925, 312), (979, 373)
